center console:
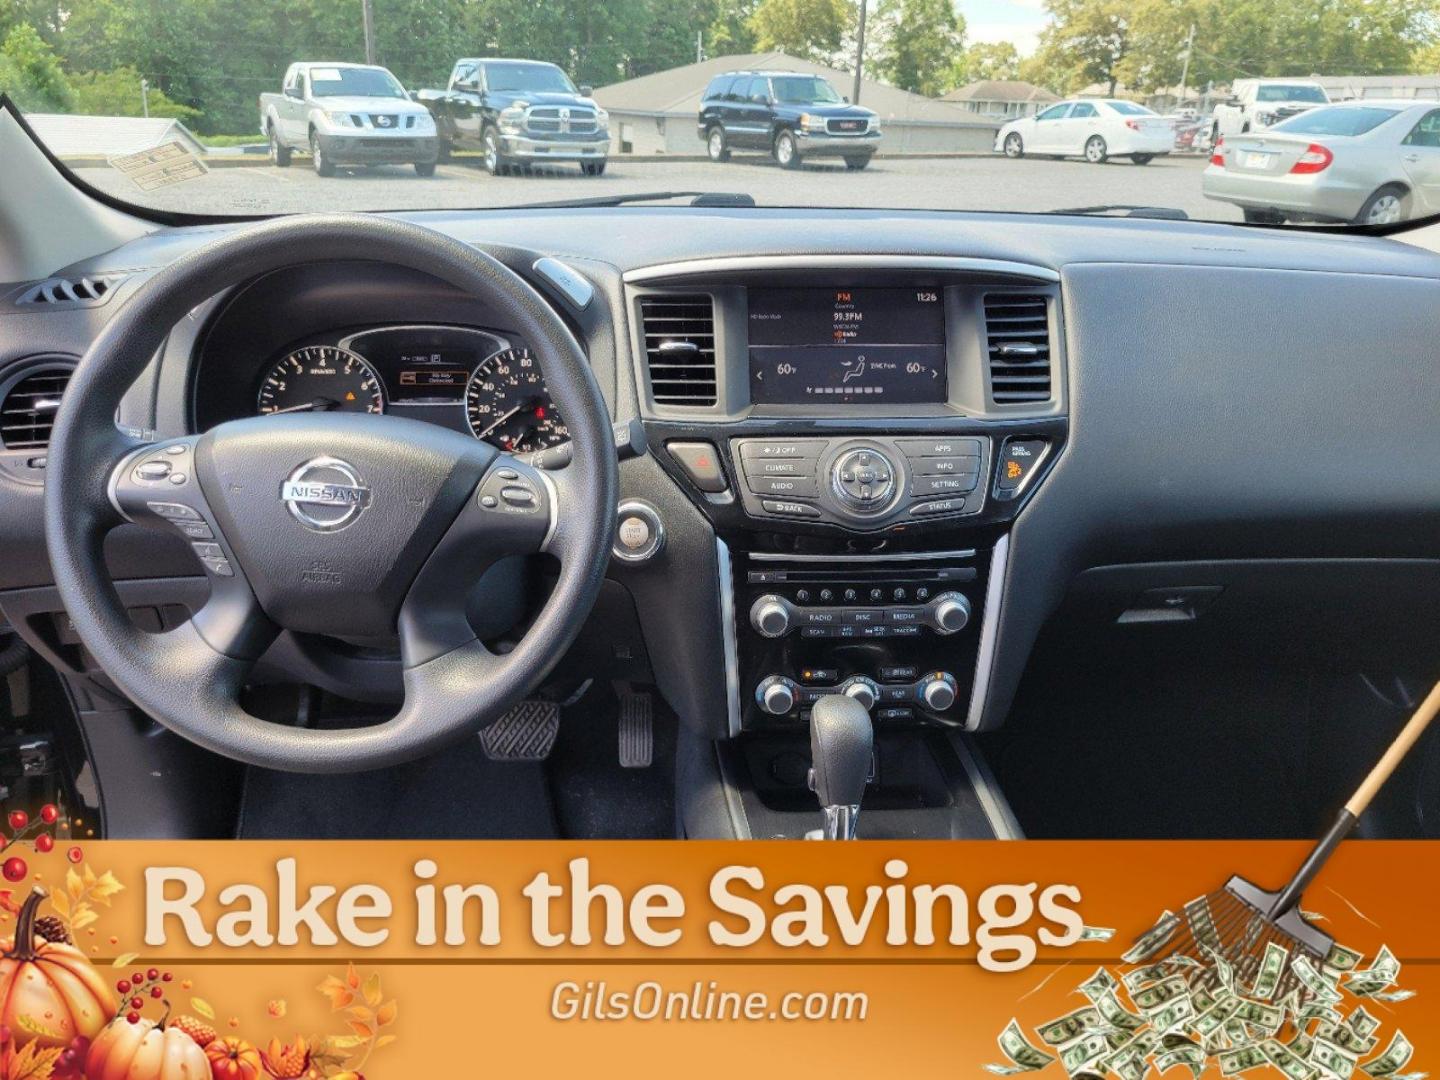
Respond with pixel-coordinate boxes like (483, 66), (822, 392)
(624, 256), (1066, 838)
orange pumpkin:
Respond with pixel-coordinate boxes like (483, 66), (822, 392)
(86, 1014), (210, 1080)
(205, 1036), (263, 1080)
(0, 888), (115, 1049)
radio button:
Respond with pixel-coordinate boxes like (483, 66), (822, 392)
(738, 440), (827, 459)
(896, 438), (982, 458)
(761, 499), (821, 518)
(800, 608), (841, 625)
(748, 474), (818, 498)
(912, 474), (978, 497)
(911, 455), (980, 477)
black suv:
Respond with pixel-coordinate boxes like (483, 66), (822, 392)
(698, 70), (882, 170)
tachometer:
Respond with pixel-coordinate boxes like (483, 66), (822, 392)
(257, 345), (384, 415)
(464, 347), (568, 452)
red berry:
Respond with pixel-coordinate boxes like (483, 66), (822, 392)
(126, 1012), (140, 1024)
(66, 846), (83, 864)
(116, 980), (130, 994)
(1, 856), (26, 882)
(39, 805), (59, 825)
(7, 811), (28, 831)
(161, 972), (173, 982)
(150, 986), (163, 999)
(59, 1049), (76, 1065)
(132, 972), (144, 985)
(35, 834), (54, 853)
(130, 996), (143, 1010)
(147, 967), (159, 981)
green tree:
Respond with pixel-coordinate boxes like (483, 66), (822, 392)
(1028, 0), (1132, 95)
(709, 0), (759, 54)
(873, 0), (966, 94)
(0, 21), (69, 110)
(749, 0), (855, 62)
(69, 65), (200, 122)
(962, 40), (1020, 81)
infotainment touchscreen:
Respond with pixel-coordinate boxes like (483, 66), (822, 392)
(747, 288), (947, 405)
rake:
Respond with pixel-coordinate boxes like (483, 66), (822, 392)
(1130, 679), (1440, 1003)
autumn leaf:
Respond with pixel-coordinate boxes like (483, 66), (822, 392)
(322, 1035), (365, 1053)
(317, 975), (354, 1011)
(90, 871), (124, 905)
(70, 907), (98, 932)
(345, 962), (360, 990)
(111, 952), (138, 968)
(14, 1014), (64, 1040)
(344, 1006), (373, 1024)
(45, 892), (67, 919)
(65, 868), (83, 902)
(5, 1040), (64, 1080)
(374, 1034), (398, 1050)
(345, 1021), (373, 1040)
(361, 972), (382, 1007)
(375, 1000), (397, 1027)
(82, 864), (97, 889)
(191, 998), (216, 1020)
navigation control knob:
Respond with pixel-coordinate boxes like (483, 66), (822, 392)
(928, 592), (971, 635)
(830, 446), (898, 515)
(750, 595), (792, 638)
(841, 676), (879, 712)
(919, 672), (958, 712)
(757, 676), (798, 716)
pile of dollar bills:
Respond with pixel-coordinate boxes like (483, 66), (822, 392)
(986, 907), (1420, 1079)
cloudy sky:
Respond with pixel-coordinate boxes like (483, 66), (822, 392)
(957, 0), (1049, 54)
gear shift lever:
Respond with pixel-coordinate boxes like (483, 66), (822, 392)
(808, 694), (874, 840)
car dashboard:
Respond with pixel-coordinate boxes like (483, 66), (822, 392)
(5, 206), (1440, 839)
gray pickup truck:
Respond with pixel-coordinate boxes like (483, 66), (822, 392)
(415, 58), (610, 175)
(258, 61), (440, 176)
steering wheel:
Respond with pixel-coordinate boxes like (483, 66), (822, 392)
(44, 215), (617, 772)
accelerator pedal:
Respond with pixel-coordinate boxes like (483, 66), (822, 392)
(617, 690), (653, 769)
(479, 699), (560, 762)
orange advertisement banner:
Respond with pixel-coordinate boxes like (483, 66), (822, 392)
(0, 840), (1435, 1078)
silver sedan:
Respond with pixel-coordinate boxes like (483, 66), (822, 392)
(1202, 100), (1440, 225)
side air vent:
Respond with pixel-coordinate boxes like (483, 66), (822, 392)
(1, 365), (74, 450)
(983, 293), (1052, 404)
(639, 294), (718, 406)
(17, 273), (129, 308)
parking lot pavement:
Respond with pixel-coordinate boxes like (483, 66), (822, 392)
(75, 153), (1238, 221)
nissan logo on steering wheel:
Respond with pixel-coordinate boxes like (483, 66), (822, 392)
(280, 456), (372, 531)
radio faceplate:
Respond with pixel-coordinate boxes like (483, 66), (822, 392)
(732, 548), (991, 732)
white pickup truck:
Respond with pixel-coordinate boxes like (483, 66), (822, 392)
(258, 62), (440, 176)
(1211, 79), (1330, 141)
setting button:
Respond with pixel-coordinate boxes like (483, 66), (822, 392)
(668, 441), (728, 493)
(912, 474), (978, 497)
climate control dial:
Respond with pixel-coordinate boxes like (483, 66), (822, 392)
(840, 676), (880, 711)
(918, 672), (958, 712)
(756, 675), (798, 716)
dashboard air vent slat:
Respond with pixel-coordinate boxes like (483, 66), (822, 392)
(17, 273), (129, 308)
(1, 366), (73, 450)
(983, 293), (1051, 404)
(639, 294), (718, 406)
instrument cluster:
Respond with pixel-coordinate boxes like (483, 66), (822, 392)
(254, 324), (568, 454)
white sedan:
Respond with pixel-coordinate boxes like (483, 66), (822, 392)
(996, 99), (1175, 164)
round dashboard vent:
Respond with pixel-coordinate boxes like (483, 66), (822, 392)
(1, 360), (76, 451)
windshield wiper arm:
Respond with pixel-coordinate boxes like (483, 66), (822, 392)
(502, 191), (756, 210)
(1048, 204), (1190, 220)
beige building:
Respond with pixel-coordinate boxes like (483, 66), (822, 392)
(595, 52), (1000, 156)
(939, 80), (1060, 119)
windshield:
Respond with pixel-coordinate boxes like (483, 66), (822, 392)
(772, 76), (843, 104)
(485, 64), (576, 94)
(3, 0), (1434, 228)
(309, 67), (406, 99)
(1274, 106), (1401, 137)
(1256, 84), (1329, 103)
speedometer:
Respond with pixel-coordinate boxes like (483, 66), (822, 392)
(257, 345), (384, 416)
(464, 347), (568, 452)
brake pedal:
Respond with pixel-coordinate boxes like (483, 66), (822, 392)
(479, 700), (560, 762)
(618, 690), (653, 768)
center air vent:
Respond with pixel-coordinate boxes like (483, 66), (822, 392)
(639, 294), (718, 406)
(983, 293), (1052, 404)
(16, 273), (129, 308)
(1, 365), (74, 450)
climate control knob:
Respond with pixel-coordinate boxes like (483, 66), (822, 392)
(757, 676), (797, 716)
(750, 595), (792, 638)
(919, 672), (958, 712)
(928, 592), (971, 635)
(841, 676), (879, 711)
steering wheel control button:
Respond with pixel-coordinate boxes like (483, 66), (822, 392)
(201, 557), (234, 578)
(176, 521), (214, 539)
(134, 460), (172, 481)
(667, 441), (728, 493)
(831, 446), (897, 514)
(477, 468), (543, 516)
(613, 500), (665, 563)
(500, 485), (537, 507)
(164, 444), (187, 455)
(190, 542), (224, 560)
(997, 438), (1049, 493)
(169, 472), (188, 485)
(146, 501), (201, 520)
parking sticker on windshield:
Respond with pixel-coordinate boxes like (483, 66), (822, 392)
(107, 141), (209, 191)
